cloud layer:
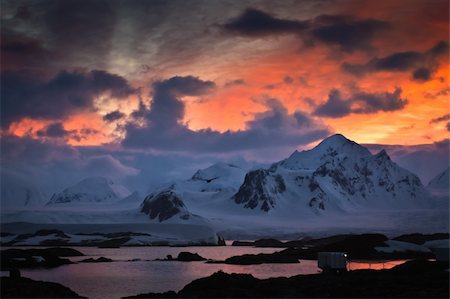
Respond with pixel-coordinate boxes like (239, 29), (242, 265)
(123, 76), (330, 152)
(222, 8), (388, 52)
(314, 88), (408, 118)
(342, 41), (449, 81)
(1, 70), (135, 128)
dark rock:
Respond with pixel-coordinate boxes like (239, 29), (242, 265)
(1, 276), (86, 298)
(392, 233), (450, 245)
(9, 269), (21, 279)
(124, 260), (449, 298)
(1, 248), (83, 269)
(123, 291), (178, 298)
(141, 190), (186, 221)
(232, 169), (276, 211)
(79, 257), (112, 263)
(216, 235), (226, 246)
(224, 249), (300, 265)
(77, 232), (152, 238)
(43, 248), (83, 257)
(231, 240), (254, 246)
(176, 252), (206, 261)
(254, 238), (285, 247)
(229, 234), (431, 262)
(40, 239), (70, 246)
(5, 230), (70, 246)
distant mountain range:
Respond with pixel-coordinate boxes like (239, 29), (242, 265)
(47, 177), (131, 205)
(1, 134), (448, 238)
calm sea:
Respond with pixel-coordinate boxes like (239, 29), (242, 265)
(7, 246), (407, 299)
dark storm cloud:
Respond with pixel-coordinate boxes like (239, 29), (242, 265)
(0, 31), (58, 71)
(342, 41), (449, 81)
(130, 100), (148, 120)
(1, 70), (136, 128)
(309, 15), (388, 52)
(314, 88), (408, 118)
(222, 8), (308, 36)
(222, 8), (388, 52)
(123, 76), (329, 152)
(148, 76), (216, 129)
(103, 110), (126, 123)
(430, 114), (450, 124)
(313, 90), (351, 118)
(1, 0), (118, 73)
(42, 0), (116, 60)
(412, 67), (431, 82)
(36, 122), (73, 138)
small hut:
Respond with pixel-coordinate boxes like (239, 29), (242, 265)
(318, 252), (347, 273)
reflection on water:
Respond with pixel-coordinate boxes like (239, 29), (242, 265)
(12, 247), (409, 299)
(348, 260), (409, 270)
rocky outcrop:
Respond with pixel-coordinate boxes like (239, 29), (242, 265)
(141, 189), (188, 221)
(232, 170), (286, 211)
(124, 260), (449, 298)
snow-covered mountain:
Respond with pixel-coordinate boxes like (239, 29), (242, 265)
(190, 162), (246, 190)
(140, 188), (210, 226)
(146, 162), (247, 211)
(46, 177), (131, 205)
(232, 134), (429, 213)
(427, 167), (449, 197)
(2, 134), (446, 238)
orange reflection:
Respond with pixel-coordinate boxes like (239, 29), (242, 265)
(347, 260), (409, 271)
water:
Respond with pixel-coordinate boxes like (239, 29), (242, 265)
(13, 246), (317, 299)
(9, 246), (408, 299)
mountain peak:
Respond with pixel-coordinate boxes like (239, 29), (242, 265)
(191, 162), (245, 182)
(316, 134), (353, 148)
(375, 149), (391, 160)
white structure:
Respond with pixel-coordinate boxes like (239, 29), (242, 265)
(318, 252), (347, 273)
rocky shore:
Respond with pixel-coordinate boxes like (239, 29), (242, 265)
(124, 260), (449, 298)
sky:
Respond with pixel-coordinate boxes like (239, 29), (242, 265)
(1, 0), (449, 195)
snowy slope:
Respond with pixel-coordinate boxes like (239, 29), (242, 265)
(133, 136), (440, 235)
(46, 177), (131, 205)
(427, 167), (449, 196)
(232, 134), (430, 214)
(1, 135), (446, 238)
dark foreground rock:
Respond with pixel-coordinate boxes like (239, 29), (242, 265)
(176, 252), (206, 261)
(1, 248), (83, 269)
(1, 276), (86, 298)
(222, 249), (300, 265)
(392, 233), (450, 245)
(124, 260), (449, 298)
(232, 234), (436, 260)
(160, 252), (207, 261)
(79, 257), (112, 263)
